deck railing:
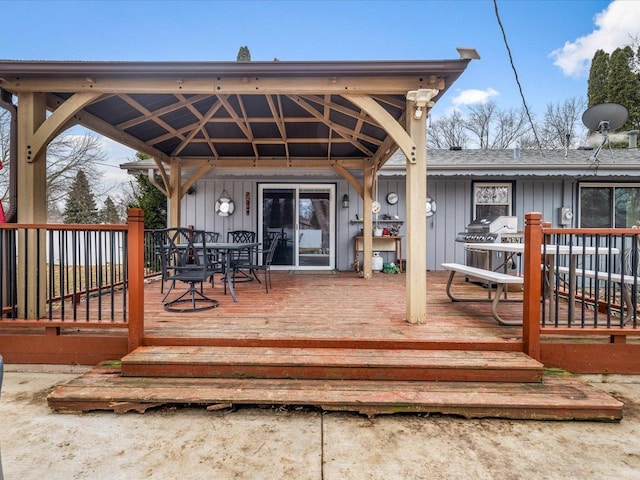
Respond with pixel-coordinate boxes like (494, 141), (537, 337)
(0, 208), (146, 350)
(523, 212), (640, 359)
(143, 229), (162, 278)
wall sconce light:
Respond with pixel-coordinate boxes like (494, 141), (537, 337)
(407, 89), (438, 120)
(342, 194), (350, 209)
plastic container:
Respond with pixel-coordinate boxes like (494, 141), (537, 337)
(372, 252), (383, 271)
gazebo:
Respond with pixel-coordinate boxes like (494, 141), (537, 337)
(0, 55), (474, 324)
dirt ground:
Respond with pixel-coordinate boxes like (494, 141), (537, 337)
(1, 366), (640, 480)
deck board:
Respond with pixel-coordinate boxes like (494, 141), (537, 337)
(48, 366), (623, 421)
(120, 346), (543, 382)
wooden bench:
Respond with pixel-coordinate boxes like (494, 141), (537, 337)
(441, 263), (524, 326)
(556, 266), (640, 324)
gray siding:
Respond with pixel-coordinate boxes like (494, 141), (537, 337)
(181, 176), (568, 271)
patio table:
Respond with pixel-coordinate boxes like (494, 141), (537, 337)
(465, 242), (620, 323)
(200, 242), (260, 303)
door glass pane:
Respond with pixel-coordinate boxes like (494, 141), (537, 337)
(262, 189), (295, 266)
(615, 187), (640, 228)
(580, 187), (612, 227)
(299, 189), (330, 267)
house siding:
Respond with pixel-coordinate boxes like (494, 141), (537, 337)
(180, 175), (612, 271)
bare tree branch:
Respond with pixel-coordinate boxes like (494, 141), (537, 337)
(0, 110), (105, 217)
(427, 110), (468, 149)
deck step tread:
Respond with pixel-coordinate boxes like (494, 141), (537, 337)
(120, 346), (543, 383)
(47, 366), (623, 421)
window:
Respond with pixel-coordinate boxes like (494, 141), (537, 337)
(473, 182), (513, 220)
(579, 183), (640, 228)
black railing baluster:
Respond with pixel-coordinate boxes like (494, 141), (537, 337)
(122, 232), (128, 322)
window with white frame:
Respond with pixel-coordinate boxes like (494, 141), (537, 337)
(579, 183), (640, 228)
(473, 182), (513, 220)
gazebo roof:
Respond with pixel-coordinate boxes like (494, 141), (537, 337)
(0, 58), (471, 169)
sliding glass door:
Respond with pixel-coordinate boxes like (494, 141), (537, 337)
(259, 184), (335, 270)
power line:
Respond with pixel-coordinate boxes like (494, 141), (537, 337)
(493, 0), (543, 151)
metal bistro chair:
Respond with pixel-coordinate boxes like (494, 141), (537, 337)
(152, 228), (220, 312)
(227, 230), (258, 283)
(249, 232), (281, 293)
(193, 231), (223, 286)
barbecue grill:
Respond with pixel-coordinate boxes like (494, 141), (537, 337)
(456, 216), (519, 270)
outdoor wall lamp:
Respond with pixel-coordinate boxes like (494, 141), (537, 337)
(406, 89), (438, 120)
(342, 194), (350, 209)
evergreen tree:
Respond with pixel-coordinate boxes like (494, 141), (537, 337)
(99, 196), (122, 224)
(126, 153), (167, 229)
(236, 46), (251, 62)
(587, 49), (609, 107)
(607, 47), (640, 132)
(587, 46), (640, 132)
(62, 170), (99, 223)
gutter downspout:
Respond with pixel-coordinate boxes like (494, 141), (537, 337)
(0, 89), (17, 222)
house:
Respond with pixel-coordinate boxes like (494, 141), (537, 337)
(0, 58), (638, 402)
(123, 132), (640, 271)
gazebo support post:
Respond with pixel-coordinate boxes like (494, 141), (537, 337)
(168, 161), (182, 227)
(361, 162), (375, 278)
(405, 95), (429, 325)
(16, 92), (48, 318)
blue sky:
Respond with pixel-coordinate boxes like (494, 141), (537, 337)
(1, 0), (638, 188)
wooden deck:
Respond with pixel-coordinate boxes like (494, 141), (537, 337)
(140, 270), (525, 349)
(45, 271), (625, 421)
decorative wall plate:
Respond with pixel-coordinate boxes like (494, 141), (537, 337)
(426, 196), (437, 217)
(372, 200), (381, 214)
(215, 190), (235, 217)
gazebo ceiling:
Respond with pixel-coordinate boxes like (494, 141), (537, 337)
(0, 59), (471, 169)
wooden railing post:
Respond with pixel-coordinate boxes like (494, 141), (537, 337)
(127, 208), (145, 352)
(523, 212), (542, 360)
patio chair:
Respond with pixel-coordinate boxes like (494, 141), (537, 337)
(243, 232), (281, 293)
(193, 231), (220, 243)
(227, 230), (258, 282)
(192, 231), (223, 286)
(152, 228), (220, 312)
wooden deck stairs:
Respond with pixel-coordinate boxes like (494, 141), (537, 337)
(48, 345), (623, 421)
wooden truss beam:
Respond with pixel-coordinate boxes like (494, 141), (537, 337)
(28, 92), (101, 162)
(3, 75), (445, 95)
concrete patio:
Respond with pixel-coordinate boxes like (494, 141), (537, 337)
(1, 364), (639, 480)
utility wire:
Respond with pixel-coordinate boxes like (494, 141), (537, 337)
(493, 0), (544, 151)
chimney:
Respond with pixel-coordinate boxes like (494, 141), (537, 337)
(628, 130), (639, 149)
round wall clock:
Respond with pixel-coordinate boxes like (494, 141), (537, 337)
(386, 192), (399, 205)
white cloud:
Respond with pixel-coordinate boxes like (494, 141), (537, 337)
(99, 136), (137, 163)
(550, 0), (640, 77)
(452, 87), (499, 106)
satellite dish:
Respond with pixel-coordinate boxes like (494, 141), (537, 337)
(582, 103), (628, 133)
(581, 103), (629, 162)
